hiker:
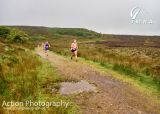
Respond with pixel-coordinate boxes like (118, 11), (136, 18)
(71, 39), (78, 61)
(44, 41), (50, 56)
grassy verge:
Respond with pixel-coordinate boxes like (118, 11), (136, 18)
(81, 58), (160, 102)
(0, 46), (80, 114)
(31, 58), (80, 114)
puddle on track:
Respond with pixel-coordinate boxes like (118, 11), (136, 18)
(60, 80), (97, 95)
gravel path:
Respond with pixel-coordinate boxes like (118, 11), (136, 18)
(36, 48), (160, 114)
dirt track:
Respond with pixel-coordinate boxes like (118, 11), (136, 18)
(36, 48), (160, 114)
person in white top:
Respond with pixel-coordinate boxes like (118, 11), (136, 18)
(70, 39), (78, 61)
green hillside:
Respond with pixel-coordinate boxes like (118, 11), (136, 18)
(10, 26), (101, 38)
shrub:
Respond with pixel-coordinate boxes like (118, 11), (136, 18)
(0, 26), (10, 38)
(7, 28), (29, 43)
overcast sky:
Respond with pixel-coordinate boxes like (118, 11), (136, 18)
(0, 0), (160, 35)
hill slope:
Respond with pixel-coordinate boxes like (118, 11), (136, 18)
(9, 26), (101, 38)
